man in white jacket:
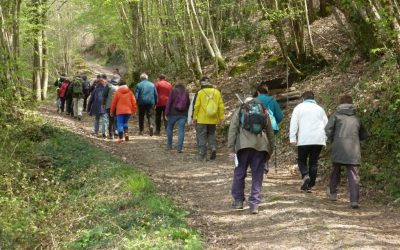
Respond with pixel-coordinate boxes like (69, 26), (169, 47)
(289, 91), (328, 192)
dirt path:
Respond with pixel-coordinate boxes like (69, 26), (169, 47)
(42, 64), (400, 250)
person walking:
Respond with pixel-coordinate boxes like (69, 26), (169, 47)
(65, 77), (74, 117)
(110, 80), (137, 144)
(325, 95), (368, 208)
(82, 75), (91, 111)
(165, 82), (190, 153)
(155, 74), (173, 135)
(193, 76), (225, 161)
(289, 91), (328, 192)
(228, 97), (275, 214)
(71, 75), (85, 121)
(102, 76), (120, 140)
(135, 73), (158, 136)
(87, 77), (108, 138)
(255, 82), (284, 130)
(58, 76), (70, 113)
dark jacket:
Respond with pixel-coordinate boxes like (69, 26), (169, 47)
(325, 104), (368, 165)
(87, 84), (106, 116)
(165, 85), (190, 117)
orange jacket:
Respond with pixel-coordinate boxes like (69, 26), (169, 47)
(110, 86), (137, 115)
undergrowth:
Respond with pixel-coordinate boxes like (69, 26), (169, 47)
(0, 113), (201, 249)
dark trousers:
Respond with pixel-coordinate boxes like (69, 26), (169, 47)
(66, 98), (73, 116)
(329, 163), (360, 203)
(155, 106), (167, 132)
(231, 148), (268, 206)
(138, 104), (154, 132)
(297, 145), (323, 188)
(83, 94), (89, 110)
(60, 97), (66, 112)
(107, 108), (117, 137)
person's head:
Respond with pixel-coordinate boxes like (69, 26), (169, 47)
(301, 91), (314, 100)
(114, 68), (120, 74)
(175, 81), (186, 89)
(82, 75), (87, 81)
(140, 73), (148, 80)
(119, 79), (127, 86)
(200, 76), (210, 86)
(96, 74), (101, 79)
(159, 74), (166, 80)
(339, 94), (353, 104)
(61, 73), (66, 77)
(256, 82), (269, 95)
(101, 74), (107, 80)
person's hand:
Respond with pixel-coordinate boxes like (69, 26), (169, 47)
(193, 119), (197, 125)
(219, 120), (225, 126)
(110, 113), (115, 117)
(229, 153), (235, 160)
(165, 116), (168, 121)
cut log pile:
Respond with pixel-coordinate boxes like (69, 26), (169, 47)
(265, 75), (303, 109)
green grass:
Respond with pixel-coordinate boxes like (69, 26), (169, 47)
(0, 116), (201, 249)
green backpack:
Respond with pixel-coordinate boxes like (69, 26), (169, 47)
(72, 80), (82, 95)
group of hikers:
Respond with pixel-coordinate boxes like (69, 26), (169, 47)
(54, 72), (368, 214)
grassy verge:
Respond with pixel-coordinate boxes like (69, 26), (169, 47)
(0, 114), (201, 249)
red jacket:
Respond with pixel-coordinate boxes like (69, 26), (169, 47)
(110, 86), (137, 115)
(155, 80), (173, 107)
(59, 80), (70, 98)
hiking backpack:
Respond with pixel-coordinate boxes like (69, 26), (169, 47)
(203, 89), (218, 117)
(240, 100), (268, 134)
(265, 100), (279, 133)
(173, 89), (189, 112)
(72, 80), (82, 95)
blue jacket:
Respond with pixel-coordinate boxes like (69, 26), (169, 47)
(256, 94), (283, 124)
(87, 85), (105, 116)
(135, 80), (158, 106)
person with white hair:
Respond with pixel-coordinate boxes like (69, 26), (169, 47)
(135, 73), (158, 136)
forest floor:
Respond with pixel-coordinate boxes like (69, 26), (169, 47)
(40, 63), (400, 249)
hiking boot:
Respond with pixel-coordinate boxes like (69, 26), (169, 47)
(154, 130), (160, 136)
(350, 202), (359, 209)
(231, 200), (244, 209)
(138, 131), (143, 136)
(197, 154), (206, 162)
(210, 150), (217, 160)
(102, 134), (106, 139)
(125, 135), (129, 141)
(117, 139), (123, 144)
(306, 187), (313, 193)
(149, 126), (154, 136)
(177, 149), (183, 153)
(77, 116), (82, 121)
(249, 204), (259, 214)
(301, 175), (311, 191)
(166, 145), (172, 150)
(326, 187), (337, 201)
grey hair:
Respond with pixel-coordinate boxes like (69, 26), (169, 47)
(140, 73), (148, 80)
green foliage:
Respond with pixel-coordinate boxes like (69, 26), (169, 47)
(0, 117), (201, 249)
(353, 58), (400, 198)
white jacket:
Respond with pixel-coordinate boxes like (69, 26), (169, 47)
(289, 100), (328, 146)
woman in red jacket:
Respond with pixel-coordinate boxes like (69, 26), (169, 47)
(110, 80), (137, 144)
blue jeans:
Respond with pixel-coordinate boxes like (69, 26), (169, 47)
(117, 114), (131, 139)
(166, 115), (187, 151)
(94, 113), (108, 135)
